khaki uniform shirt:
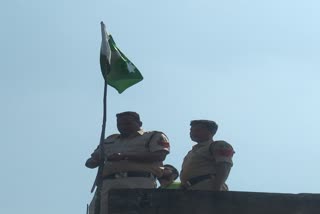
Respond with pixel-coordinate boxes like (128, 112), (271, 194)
(90, 129), (170, 178)
(180, 140), (234, 184)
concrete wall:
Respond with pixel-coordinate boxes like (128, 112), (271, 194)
(108, 189), (320, 214)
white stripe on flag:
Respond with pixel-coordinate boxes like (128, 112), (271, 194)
(100, 21), (111, 64)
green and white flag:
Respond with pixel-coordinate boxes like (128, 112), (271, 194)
(100, 22), (143, 93)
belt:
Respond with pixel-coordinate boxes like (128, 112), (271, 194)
(103, 171), (154, 180)
(185, 174), (215, 187)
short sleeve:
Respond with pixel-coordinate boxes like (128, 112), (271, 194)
(90, 145), (102, 160)
(148, 132), (170, 153)
(210, 141), (234, 165)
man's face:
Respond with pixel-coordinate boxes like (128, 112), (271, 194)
(117, 117), (141, 136)
(190, 124), (213, 143)
(163, 167), (175, 180)
(159, 166), (178, 186)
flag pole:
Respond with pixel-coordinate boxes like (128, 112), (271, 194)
(90, 22), (111, 214)
(91, 80), (107, 214)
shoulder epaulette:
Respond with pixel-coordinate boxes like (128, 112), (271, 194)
(106, 134), (120, 139)
(209, 140), (231, 155)
(215, 140), (232, 148)
(104, 134), (120, 143)
(144, 131), (167, 149)
(144, 131), (161, 135)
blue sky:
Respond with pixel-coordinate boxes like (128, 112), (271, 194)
(1, 1), (320, 213)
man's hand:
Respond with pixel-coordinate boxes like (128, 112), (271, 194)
(107, 150), (168, 162)
(85, 157), (101, 168)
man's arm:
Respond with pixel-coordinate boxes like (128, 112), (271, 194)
(210, 141), (234, 190)
(211, 162), (232, 190)
(107, 150), (168, 162)
(85, 149), (102, 168)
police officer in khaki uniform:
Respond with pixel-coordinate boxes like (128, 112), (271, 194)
(180, 120), (234, 191)
(86, 111), (170, 214)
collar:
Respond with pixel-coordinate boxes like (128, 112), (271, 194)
(137, 129), (144, 135)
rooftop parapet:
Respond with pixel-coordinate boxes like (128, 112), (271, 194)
(109, 189), (320, 214)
